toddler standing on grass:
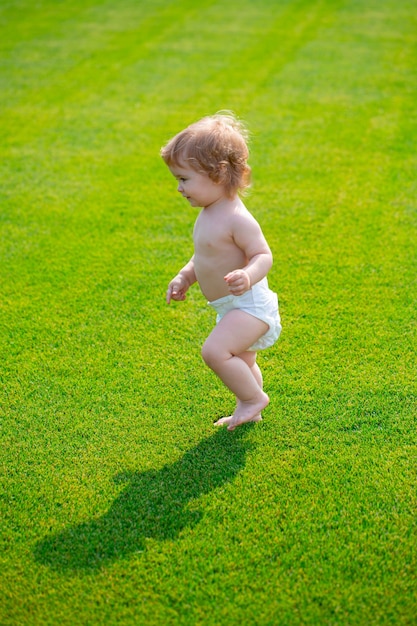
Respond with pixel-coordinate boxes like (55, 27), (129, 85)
(161, 113), (281, 431)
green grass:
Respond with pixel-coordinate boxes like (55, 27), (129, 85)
(1, 0), (416, 624)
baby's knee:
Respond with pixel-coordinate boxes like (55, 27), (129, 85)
(201, 339), (222, 369)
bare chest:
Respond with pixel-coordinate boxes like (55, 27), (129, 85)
(193, 214), (233, 255)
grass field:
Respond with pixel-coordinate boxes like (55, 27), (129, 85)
(1, 0), (416, 624)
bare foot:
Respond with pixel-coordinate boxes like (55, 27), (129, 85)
(226, 392), (269, 431)
(214, 413), (262, 427)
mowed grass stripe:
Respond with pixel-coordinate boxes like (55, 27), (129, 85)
(1, 0), (331, 148)
(0, 0), (218, 147)
(0, 0), (345, 305)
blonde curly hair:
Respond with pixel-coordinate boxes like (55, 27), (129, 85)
(161, 112), (251, 198)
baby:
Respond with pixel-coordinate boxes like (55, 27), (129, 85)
(161, 113), (281, 431)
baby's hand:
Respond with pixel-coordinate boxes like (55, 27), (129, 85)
(166, 276), (188, 304)
(224, 270), (251, 296)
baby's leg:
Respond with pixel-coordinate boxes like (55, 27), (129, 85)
(202, 310), (269, 430)
(244, 351), (263, 389)
(215, 351), (263, 427)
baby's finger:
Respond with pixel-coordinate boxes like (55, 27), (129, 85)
(224, 273), (237, 285)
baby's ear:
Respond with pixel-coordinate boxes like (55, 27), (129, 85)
(215, 161), (228, 183)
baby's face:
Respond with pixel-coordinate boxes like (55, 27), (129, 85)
(169, 162), (226, 209)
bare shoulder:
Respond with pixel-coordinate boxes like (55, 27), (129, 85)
(229, 201), (270, 255)
(230, 202), (263, 234)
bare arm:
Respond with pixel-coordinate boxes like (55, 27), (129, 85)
(166, 255), (197, 304)
(225, 214), (273, 296)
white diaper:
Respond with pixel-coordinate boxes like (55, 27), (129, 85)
(208, 277), (281, 351)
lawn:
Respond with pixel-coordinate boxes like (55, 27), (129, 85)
(1, 0), (416, 624)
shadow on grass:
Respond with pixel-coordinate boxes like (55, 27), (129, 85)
(34, 427), (253, 572)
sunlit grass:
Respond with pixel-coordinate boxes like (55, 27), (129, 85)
(1, 0), (416, 624)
